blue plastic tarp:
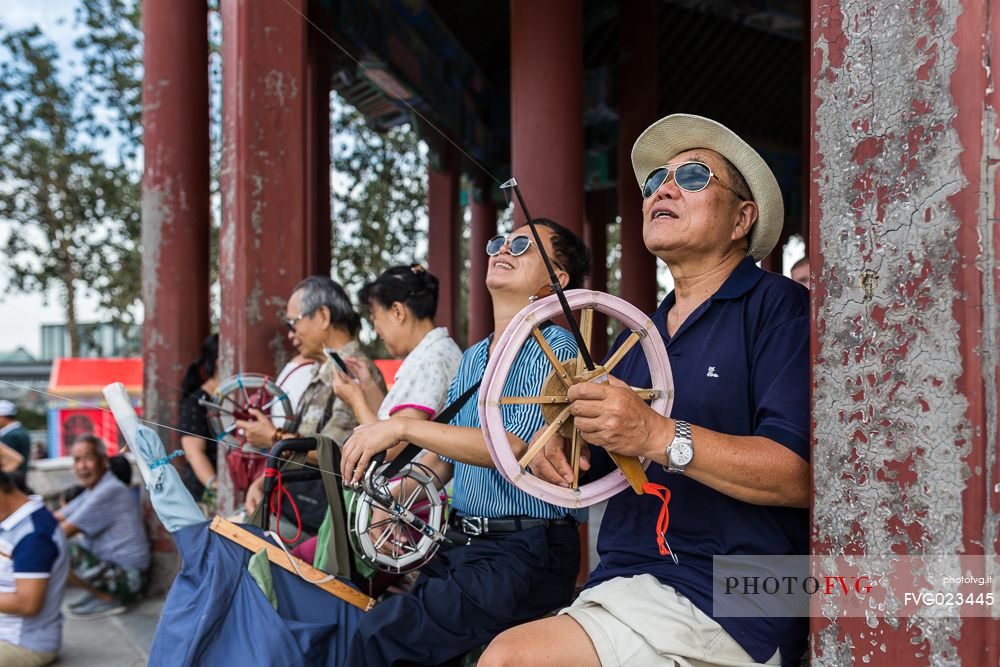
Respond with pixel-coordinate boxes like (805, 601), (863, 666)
(150, 521), (362, 667)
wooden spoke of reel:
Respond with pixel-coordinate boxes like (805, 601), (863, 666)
(481, 289), (674, 508)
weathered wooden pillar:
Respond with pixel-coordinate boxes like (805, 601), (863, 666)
(811, 0), (999, 663)
(616, 0), (659, 314)
(141, 0), (210, 447)
(219, 0), (309, 511)
(427, 144), (460, 338)
(305, 19), (332, 276)
(584, 189), (612, 362)
(468, 177), (497, 345)
(510, 0), (583, 234)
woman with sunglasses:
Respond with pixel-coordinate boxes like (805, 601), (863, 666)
(336, 218), (592, 667)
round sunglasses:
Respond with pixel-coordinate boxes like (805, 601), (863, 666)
(486, 234), (533, 257)
(641, 161), (741, 199)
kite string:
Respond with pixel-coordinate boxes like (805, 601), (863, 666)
(0, 378), (351, 485)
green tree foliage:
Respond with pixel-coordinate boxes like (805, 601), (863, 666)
(329, 99), (429, 350)
(74, 0), (142, 161)
(0, 23), (140, 356)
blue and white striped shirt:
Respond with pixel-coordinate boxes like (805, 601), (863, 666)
(446, 326), (585, 521)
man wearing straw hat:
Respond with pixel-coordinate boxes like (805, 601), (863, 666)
(482, 115), (810, 666)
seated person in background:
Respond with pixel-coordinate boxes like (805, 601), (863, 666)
(178, 334), (221, 505)
(293, 264), (462, 569)
(240, 276), (386, 505)
(0, 471), (68, 667)
(334, 264), (462, 441)
(238, 277), (385, 573)
(0, 401), (31, 473)
(0, 441), (25, 474)
(790, 254), (810, 288)
(55, 435), (150, 620)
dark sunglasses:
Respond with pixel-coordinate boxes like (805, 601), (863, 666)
(278, 311), (308, 333)
(641, 161), (741, 199)
(486, 234), (533, 257)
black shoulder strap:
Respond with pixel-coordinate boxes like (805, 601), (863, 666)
(380, 379), (482, 479)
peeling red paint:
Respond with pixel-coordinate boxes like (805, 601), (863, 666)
(915, 43), (939, 81)
(879, 451), (919, 487)
(815, 0), (847, 68)
(852, 136), (885, 164)
(812, 0), (999, 662)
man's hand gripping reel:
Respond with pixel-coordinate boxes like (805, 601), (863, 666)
(499, 178), (649, 494)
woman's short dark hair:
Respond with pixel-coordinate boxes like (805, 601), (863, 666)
(0, 471), (29, 494)
(359, 265), (440, 320)
(293, 276), (362, 337)
(181, 333), (219, 397)
(530, 218), (592, 290)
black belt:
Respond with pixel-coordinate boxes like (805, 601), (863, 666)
(447, 514), (577, 538)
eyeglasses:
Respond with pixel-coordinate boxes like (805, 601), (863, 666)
(278, 312), (308, 333)
(486, 234), (533, 257)
(640, 161), (742, 199)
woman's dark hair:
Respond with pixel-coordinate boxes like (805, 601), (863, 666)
(293, 276), (362, 337)
(530, 218), (592, 290)
(181, 333), (219, 397)
(358, 264), (440, 320)
(0, 471), (30, 494)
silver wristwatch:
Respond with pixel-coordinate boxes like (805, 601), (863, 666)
(663, 420), (694, 473)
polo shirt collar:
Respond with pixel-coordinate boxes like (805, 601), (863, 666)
(713, 256), (764, 300)
(653, 257), (763, 343)
(0, 421), (21, 436)
(0, 495), (44, 532)
(657, 256), (763, 312)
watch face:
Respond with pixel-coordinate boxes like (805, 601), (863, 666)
(671, 441), (694, 467)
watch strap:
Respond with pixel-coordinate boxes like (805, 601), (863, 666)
(663, 419), (693, 473)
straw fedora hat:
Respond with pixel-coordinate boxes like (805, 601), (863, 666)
(630, 114), (784, 261)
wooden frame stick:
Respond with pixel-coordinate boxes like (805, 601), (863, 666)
(209, 516), (375, 612)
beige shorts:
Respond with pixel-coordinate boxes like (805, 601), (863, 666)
(560, 574), (780, 667)
(0, 641), (57, 667)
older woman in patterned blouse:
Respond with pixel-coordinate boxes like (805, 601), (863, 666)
(333, 264), (462, 444)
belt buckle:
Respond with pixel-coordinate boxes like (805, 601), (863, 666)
(460, 516), (488, 536)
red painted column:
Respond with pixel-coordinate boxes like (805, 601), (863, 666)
(468, 178), (497, 345)
(426, 144), (460, 338)
(617, 0), (659, 313)
(510, 0), (583, 234)
(810, 0), (1000, 663)
(141, 0), (210, 447)
(219, 0), (308, 380)
(218, 0), (308, 511)
(305, 23), (332, 276)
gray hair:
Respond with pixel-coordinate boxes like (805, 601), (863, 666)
(73, 434), (108, 458)
(293, 276), (361, 336)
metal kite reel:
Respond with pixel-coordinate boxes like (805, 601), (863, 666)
(347, 459), (450, 574)
(203, 372), (295, 448)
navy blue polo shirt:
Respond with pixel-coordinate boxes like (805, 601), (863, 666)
(587, 257), (809, 665)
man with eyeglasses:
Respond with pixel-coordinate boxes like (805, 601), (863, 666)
(239, 276), (384, 516)
(482, 115), (810, 666)
(338, 218), (592, 667)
